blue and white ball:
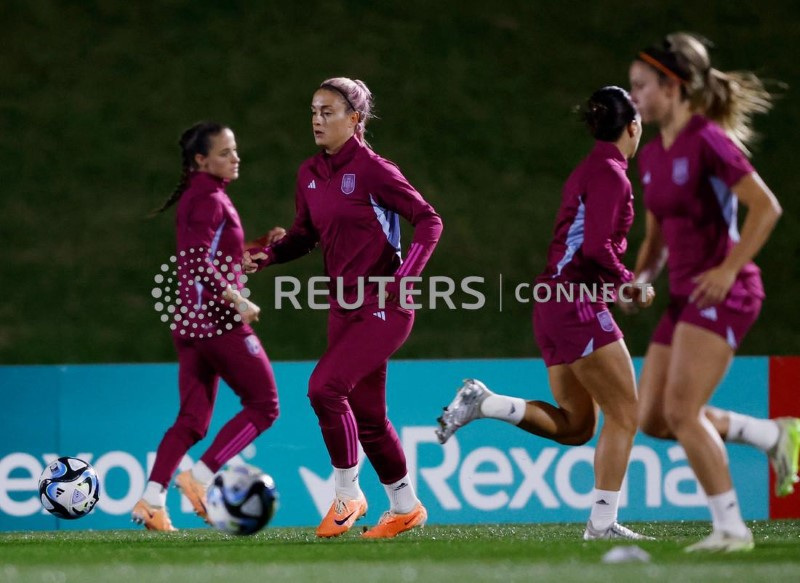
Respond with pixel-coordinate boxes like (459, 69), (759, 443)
(206, 465), (278, 535)
(38, 457), (100, 519)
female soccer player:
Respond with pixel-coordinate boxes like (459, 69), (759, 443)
(132, 122), (280, 531)
(628, 32), (796, 551)
(245, 78), (442, 538)
(437, 87), (654, 540)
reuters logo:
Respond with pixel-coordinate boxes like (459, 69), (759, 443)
(150, 247), (252, 338)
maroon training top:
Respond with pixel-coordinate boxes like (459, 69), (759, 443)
(637, 114), (762, 300)
(259, 136), (443, 305)
(174, 171), (247, 338)
(538, 140), (635, 288)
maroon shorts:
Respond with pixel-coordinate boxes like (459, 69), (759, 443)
(533, 298), (624, 367)
(651, 294), (762, 350)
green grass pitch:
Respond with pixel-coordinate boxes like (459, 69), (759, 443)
(1, 521), (799, 582)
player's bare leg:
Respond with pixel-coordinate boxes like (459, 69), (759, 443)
(666, 323), (752, 552)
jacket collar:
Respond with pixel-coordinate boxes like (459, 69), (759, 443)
(320, 135), (362, 174)
(592, 140), (628, 170)
(188, 171), (229, 189)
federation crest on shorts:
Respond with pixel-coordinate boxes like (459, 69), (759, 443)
(596, 309), (614, 332)
(244, 334), (261, 356)
(341, 173), (356, 195)
(672, 157), (689, 185)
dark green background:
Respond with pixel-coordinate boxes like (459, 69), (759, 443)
(2, 0), (798, 364)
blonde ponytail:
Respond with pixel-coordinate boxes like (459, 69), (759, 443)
(700, 68), (773, 154)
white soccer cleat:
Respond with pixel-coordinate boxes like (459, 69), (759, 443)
(684, 528), (754, 553)
(436, 379), (493, 444)
(583, 520), (655, 541)
(768, 417), (800, 497)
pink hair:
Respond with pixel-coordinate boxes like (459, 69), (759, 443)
(319, 77), (375, 145)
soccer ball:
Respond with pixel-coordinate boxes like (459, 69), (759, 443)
(38, 457), (100, 519)
(206, 465), (278, 535)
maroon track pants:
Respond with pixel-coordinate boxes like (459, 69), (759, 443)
(308, 301), (414, 485)
(149, 325), (279, 486)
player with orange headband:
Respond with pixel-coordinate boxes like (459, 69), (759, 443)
(628, 32), (798, 552)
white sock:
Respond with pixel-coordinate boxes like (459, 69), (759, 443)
(384, 473), (419, 514)
(191, 461), (215, 486)
(707, 489), (749, 537)
(588, 488), (620, 531)
(700, 413), (729, 464)
(142, 481), (167, 507)
(725, 412), (780, 452)
(334, 466), (363, 500)
(480, 394), (526, 425)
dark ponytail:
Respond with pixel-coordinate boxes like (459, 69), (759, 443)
(580, 86), (637, 142)
(151, 121), (227, 215)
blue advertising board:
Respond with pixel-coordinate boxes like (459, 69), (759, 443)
(0, 357), (768, 530)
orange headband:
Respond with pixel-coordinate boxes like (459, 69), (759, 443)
(638, 52), (687, 84)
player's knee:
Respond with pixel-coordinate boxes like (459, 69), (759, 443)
(557, 428), (594, 446)
(603, 401), (638, 437)
(307, 383), (335, 411)
(307, 369), (329, 406)
(169, 417), (207, 444)
(307, 370), (347, 411)
(639, 410), (671, 439)
(616, 413), (639, 438)
(244, 400), (280, 432)
(556, 416), (596, 446)
(663, 399), (691, 435)
(357, 417), (390, 443)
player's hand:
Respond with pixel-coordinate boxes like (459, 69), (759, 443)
(635, 284), (656, 308)
(243, 250), (268, 274)
(690, 266), (736, 309)
(261, 226), (286, 246)
(617, 284), (639, 314)
(618, 283), (655, 314)
(222, 286), (260, 324)
(236, 298), (261, 324)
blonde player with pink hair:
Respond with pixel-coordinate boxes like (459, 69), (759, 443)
(246, 77), (442, 538)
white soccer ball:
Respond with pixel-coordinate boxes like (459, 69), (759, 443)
(206, 465), (278, 535)
(38, 457), (100, 519)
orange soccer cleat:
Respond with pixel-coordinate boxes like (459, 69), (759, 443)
(361, 502), (427, 539)
(315, 495), (368, 538)
(131, 499), (177, 532)
(175, 470), (209, 522)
